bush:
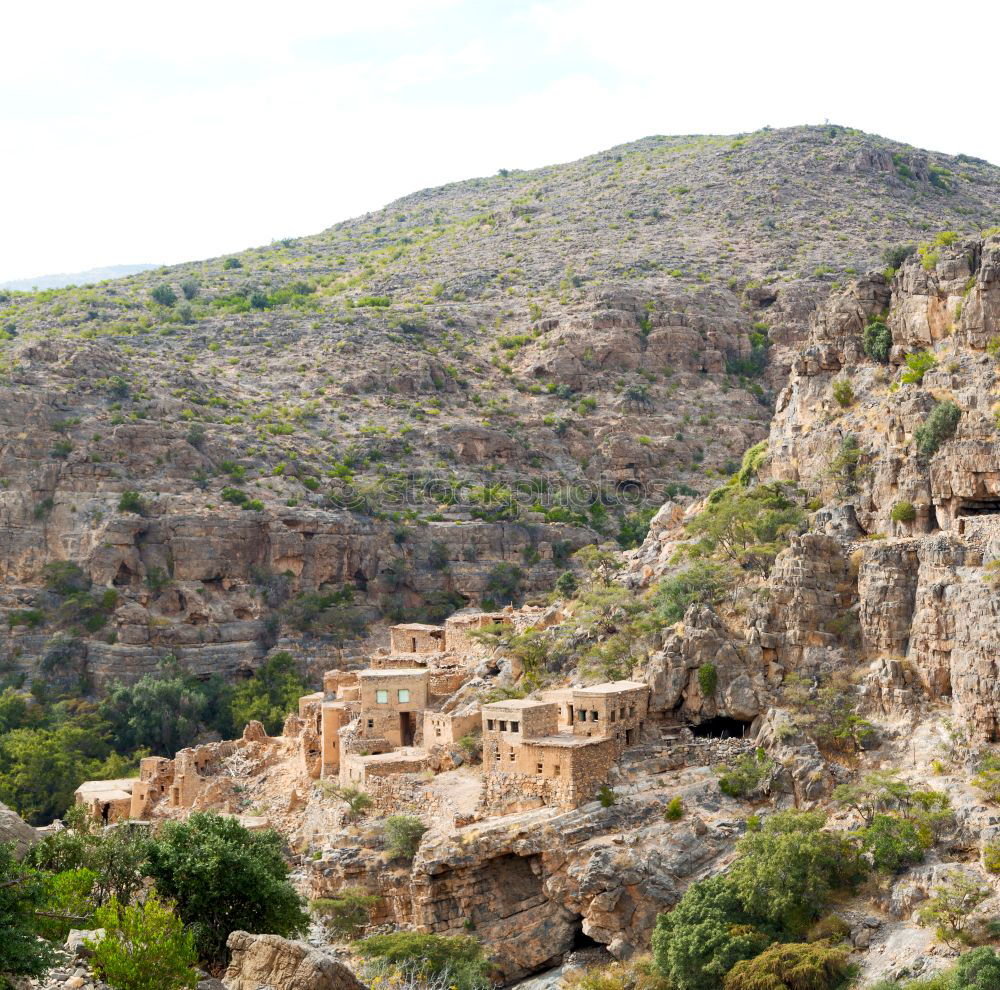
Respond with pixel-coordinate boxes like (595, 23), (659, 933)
(118, 490), (145, 515)
(664, 797), (684, 821)
(916, 870), (992, 948)
(891, 501), (916, 524)
(863, 317), (892, 363)
(384, 815), (427, 861)
(150, 285), (177, 307)
(649, 561), (732, 626)
(902, 350), (936, 385)
(180, 279), (199, 300)
(955, 947), (1000, 990)
(598, 785), (617, 807)
(0, 842), (57, 978)
(356, 933), (491, 990)
(728, 810), (866, 934)
(984, 839), (1000, 874)
(832, 379), (854, 408)
(42, 560), (90, 596)
(915, 401), (961, 459)
(555, 571), (579, 597)
(698, 663), (718, 697)
(311, 887), (380, 940)
(88, 894), (198, 990)
(861, 814), (925, 873)
(652, 874), (770, 990)
(717, 749), (775, 799)
(222, 257), (242, 269)
(723, 941), (850, 990)
(145, 812), (308, 965)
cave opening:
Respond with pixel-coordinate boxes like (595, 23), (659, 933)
(571, 920), (601, 951)
(957, 497), (1000, 517)
(690, 715), (752, 739)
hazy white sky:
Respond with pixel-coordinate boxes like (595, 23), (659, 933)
(4, 0), (999, 282)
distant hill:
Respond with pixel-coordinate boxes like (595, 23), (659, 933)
(0, 263), (160, 291)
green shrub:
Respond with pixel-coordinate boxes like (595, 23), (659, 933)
(902, 350), (936, 385)
(180, 279), (199, 300)
(863, 317), (892, 362)
(357, 933), (491, 990)
(222, 257), (242, 269)
(983, 839), (1000, 873)
(861, 814), (925, 873)
(384, 815), (427, 861)
(723, 941), (850, 990)
(915, 401), (961, 459)
(954, 947), (1000, 989)
(88, 894), (198, 990)
(916, 870), (992, 948)
(555, 571), (579, 597)
(649, 561), (732, 626)
(832, 379), (854, 408)
(891, 501), (917, 523)
(698, 663), (718, 697)
(150, 285), (177, 307)
(0, 842), (57, 978)
(598, 785), (617, 807)
(717, 749), (775, 799)
(118, 490), (145, 515)
(145, 812), (308, 965)
(665, 797), (684, 821)
(311, 887), (380, 940)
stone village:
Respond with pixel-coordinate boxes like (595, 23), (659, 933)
(74, 607), (651, 826)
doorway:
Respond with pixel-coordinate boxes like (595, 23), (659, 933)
(400, 711), (416, 746)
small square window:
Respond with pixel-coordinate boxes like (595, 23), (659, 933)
(591, 710), (599, 721)
(376, 690), (388, 704)
(579, 710), (587, 721)
(509, 750), (516, 761)
(397, 689), (410, 703)
(499, 721), (508, 731)
(487, 719), (495, 730)
(511, 721), (520, 732)
(435, 727), (442, 737)
(536, 763), (543, 774)
(553, 764), (561, 775)
(629, 705), (636, 717)
(367, 719), (374, 729)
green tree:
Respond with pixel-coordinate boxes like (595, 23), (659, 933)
(150, 285), (177, 307)
(357, 933), (491, 990)
(915, 401), (960, 460)
(954, 947), (1000, 990)
(863, 316), (892, 363)
(901, 350), (936, 385)
(717, 748), (775, 799)
(0, 843), (57, 979)
(144, 812), (308, 965)
(229, 651), (308, 735)
(916, 870), (992, 948)
(728, 810), (865, 935)
(88, 894), (198, 990)
(648, 561), (733, 626)
(723, 941), (850, 990)
(861, 815), (926, 873)
(832, 770), (914, 825)
(384, 815), (427, 861)
(652, 874), (770, 990)
(311, 888), (380, 941)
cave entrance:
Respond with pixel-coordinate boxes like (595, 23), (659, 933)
(690, 716), (752, 739)
(957, 497), (1000, 517)
(571, 920), (601, 950)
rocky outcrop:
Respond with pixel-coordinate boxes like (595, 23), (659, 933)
(0, 799), (38, 857)
(223, 932), (366, 990)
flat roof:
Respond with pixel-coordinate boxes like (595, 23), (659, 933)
(482, 698), (556, 710)
(76, 778), (137, 797)
(524, 734), (609, 749)
(574, 680), (647, 695)
(348, 749), (429, 766)
(392, 623), (443, 632)
(358, 668), (430, 679)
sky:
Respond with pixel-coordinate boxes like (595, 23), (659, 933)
(3, 0), (1000, 282)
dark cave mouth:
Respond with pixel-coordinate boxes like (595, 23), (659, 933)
(690, 715), (752, 739)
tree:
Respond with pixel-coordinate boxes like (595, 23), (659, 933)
(832, 770), (914, 826)
(861, 815), (925, 873)
(954, 947), (1000, 990)
(384, 815), (427, 861)
(728, 811), (865, 935)
(150, 285), (177, 307)
(652, 874), (770, 990)
(863, 316), (892, 363)
(717, 748), (775, 799)
(229, 651), (308, 735)
(916, 871), (992, 948)
(901, 350), (936, 385)
(357, 933), (491, 990)
(827, 434), (862, 496)
(311, 888), (380, 941)
(723, 941), (850, 990)
(325, 785), (373, 820)
(144, 812), (308, 965)
(88, 895), (198, 990)
(648, 561), (732, 626)
(0, 843), (57, 979)
(915, 401), (960, 460)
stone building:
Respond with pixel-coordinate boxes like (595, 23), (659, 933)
(74, 778), (136, 824)
(390, 623), (445, 655)
(424, 710), (482, 746)
(480, 681), (650, 812)
(352, 668), (430, 750)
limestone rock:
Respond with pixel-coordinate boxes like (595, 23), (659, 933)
(223, 932), (366, 990)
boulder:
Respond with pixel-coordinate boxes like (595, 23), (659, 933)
(223, 932), (366, 990)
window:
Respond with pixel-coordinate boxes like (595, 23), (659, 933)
(610, 710), (616, 722)
(499, 721), (508, 731)
(397, 689), (410, 703)
(620, 706), (625, 719)
(578, 710), (587, 722)
(591, 711), (599, 721)
(487, 719), (495, 731)
(629, 705), (636, 717)
(511, 721), (520, 732)
(435, 727), (442, 737)
(536, 763), (543, 774)
(509, 750), (516, 761)
(553, 764), (561, 775)
(376, 690), (388, 704)
(367, 719), (374, 729)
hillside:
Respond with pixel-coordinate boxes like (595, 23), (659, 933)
(0, 263), (160, 291)
(0, 123), (997, 686)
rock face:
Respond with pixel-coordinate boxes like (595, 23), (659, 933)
(0, 799), (38, 857)
(223, 932), (366, 990)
